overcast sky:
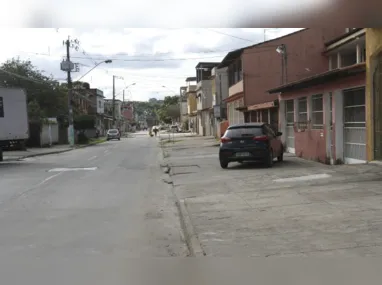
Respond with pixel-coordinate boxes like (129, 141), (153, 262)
(0, 28), (302, 101)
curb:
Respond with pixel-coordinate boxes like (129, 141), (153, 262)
(4, 140), (107, 162)
(176, 198), (205, 257)
(158, 143), (205, 257)
(6, 148), (73, 161)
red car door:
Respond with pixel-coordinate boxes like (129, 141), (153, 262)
(264, 124), (282, 157)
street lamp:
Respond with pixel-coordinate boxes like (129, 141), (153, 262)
(112, 75), (124, 126)
(276, 44), (287, 84)
(162, 85), (181, 124)
(67, 59), (112, 147)
(75, 59), (112, 82)
(117, 82), (136, 100)
(161, 85), (177, 95)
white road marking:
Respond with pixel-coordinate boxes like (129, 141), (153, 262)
(273, 173), (332, 183)
(48, 167), (98, 172)
(32, 172), (63, 189)
(88, 156), (97, 161)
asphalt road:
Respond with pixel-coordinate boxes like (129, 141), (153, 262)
(0, 132), (188, 284)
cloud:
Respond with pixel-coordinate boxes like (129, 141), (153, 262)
(0, 28), (303, 102)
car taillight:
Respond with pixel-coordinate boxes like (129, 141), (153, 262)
(253, 135), (268, 141)
(221, 137), (231, 143)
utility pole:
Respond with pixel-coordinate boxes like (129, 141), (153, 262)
(112, 75), (115, 127)
(112, 75), (124, 128)
(64, 38), (74, 147)
(61, 36), (80, 147)
(62, 36), (80, 147)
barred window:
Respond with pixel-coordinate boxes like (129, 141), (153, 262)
(285, 100), (294, 125)
(311, 94), (324, 129)
(298, 97), (308, 122)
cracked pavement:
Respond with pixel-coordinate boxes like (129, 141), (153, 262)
(160, 134), (382, 257)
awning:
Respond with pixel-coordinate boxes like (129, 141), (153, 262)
(247, 100), (279, 111)
(267, 63), (366, 94)
(235, 106), (248, 112)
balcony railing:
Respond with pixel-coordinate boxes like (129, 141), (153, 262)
(228, 80), (243, 97)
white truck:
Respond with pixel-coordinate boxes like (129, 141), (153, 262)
(0, 87), (29, 161)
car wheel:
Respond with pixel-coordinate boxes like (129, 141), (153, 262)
(118, 138), (121, 141)
(277, 152), (284, 162)
(265, 150), (273, 168)
(220, 160), (229, 169)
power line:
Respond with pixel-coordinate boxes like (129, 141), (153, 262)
(12, 46), (279, 63)
(204, 28), (254, 43)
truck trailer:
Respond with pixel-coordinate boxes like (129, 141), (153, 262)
(0, 87), (29, 161)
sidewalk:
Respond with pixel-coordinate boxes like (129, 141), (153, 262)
(160, 135), (382, 257)
(2, 137), (107, 161)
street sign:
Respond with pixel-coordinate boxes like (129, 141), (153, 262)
(60, 60), (80, 72)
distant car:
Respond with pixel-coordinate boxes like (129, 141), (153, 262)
(106, 129), (121, 141)
(219, 122), (284, 169)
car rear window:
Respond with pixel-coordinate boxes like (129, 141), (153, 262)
(108, 129), (118, 134)
(225, 126), (263, 138)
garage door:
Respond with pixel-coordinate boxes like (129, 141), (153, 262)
(343, 87), (366, 163)
(285, 99), (295, 153)
(374, 54), (382, 160)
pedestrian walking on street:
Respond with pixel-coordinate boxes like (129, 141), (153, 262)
(153, 127), (158, 137)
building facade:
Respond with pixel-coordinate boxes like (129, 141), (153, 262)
(365, 28), (382, 162)
(219, 28), (347, 130)
(268, 28), (366, 164)
(211, 66), (229, 137)
(195, 62), (219, 136)
(104, 99), (122, 128)
(184, 77), (197, 133)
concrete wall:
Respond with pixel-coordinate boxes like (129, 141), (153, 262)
(366, 28), (382, 161)
(96, 96), (104, 114)
(187, 92), (197, 114)
(216, 67), (229, 116)
(197, 80), (213, 110)
(40, 124), (59, 146)
(227, 98), (245, 125)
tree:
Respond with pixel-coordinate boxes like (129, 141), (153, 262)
(163, 95), (179, 106)
(155, 95), (180, 124)
(0, 57), (67, 120)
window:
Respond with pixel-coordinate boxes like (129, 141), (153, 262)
(343, 87), (365, 128)
(261, 109), (269, 123)
(329, 93), (333, 130)
(228, 59), (243, 87)
(311, 94), (324, 129)
(298, 97), (308, 122)
(0, 97), (3, 117)
(285, 100), (294, 125)
(225, 126), (263, 138)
